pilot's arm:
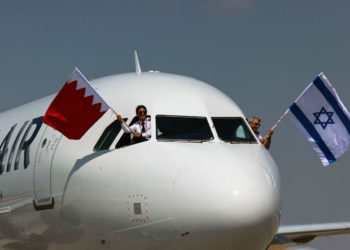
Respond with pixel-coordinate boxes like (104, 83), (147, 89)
(262, 128), (274, 150)
(117, 115), (142, 138)
(120, 122), (135, 133)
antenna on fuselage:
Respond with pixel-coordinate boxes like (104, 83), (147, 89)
(134, 50), (142, 75)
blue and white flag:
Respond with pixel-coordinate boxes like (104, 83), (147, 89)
(287, 73), (350, 166)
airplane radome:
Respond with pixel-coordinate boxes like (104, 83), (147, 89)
(0, 71), (282, 249)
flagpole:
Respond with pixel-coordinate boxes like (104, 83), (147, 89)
(110, 109), (138, 136)
(263, 108), (289, 143)
(271, 108), (289, 131)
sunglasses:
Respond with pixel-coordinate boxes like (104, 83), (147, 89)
(138, 110), (147, 115)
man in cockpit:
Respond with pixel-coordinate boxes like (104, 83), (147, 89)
(117, 105), (151, 143)
(248, 116), (274, 149)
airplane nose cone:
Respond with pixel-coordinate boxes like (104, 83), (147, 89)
(173, 149), (281, 250)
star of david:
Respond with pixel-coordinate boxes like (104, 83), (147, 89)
(313, 107), (335, 130)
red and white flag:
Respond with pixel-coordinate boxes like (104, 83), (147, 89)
(43, 68), (110, 139)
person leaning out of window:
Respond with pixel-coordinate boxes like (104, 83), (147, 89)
(248, 116), (274, 149)
(117, 105), (151, 142)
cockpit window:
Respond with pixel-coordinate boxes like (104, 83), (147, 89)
(94, 118), (127, 151)
(156, 115), (213, 142)
(212, 117), (257, 143)
(115, 116), (145, 149)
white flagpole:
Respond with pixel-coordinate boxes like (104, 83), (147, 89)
(271, 109), (289, 131)
(110, 109), (138, 136)
(263, 108), (289, 143)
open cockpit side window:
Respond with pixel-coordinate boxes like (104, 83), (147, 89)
(211, 117), (256, 143)
(156, 115), (213, 142)
(94, 118), (127, 151)
(115, 115), (151, 149)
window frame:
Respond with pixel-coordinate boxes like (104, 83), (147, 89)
(156, 115), (214, 143)
(211, 117), (258, 144)
(93, 118), (128, 151)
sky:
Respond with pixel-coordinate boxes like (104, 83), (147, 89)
(1, 1), (350, 249)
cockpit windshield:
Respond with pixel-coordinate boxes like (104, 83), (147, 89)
(156, 115), (214, 142)
(212, 117), (257, 143)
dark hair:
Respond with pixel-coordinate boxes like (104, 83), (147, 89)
(136, 105), (147, 115)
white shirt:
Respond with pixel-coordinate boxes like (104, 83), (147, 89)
(255, 132), (263, 140)
(121, 118), (151, 140)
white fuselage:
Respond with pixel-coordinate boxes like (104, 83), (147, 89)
(0, 72), (281, 250)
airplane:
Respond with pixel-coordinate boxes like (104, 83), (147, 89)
(0, 52), (350, 250)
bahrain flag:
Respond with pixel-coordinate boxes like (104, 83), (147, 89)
(43, 68), (110, 139)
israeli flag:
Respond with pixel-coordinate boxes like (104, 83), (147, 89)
(287, 73), (350, 166)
